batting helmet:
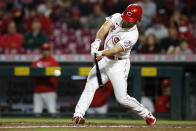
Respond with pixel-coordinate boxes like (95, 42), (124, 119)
(161, 79), (171, 87)
(121, 4), (142, 23)
(41, 43), (51, 50)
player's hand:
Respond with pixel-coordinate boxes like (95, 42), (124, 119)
(96, 51), (102, 56)
(91, 49), (102, 56)
(91, 48), (97, 56)
(94, 50), (102, 56)
(91, 39), (101, 51)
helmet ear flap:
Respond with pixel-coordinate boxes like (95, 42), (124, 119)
(137, 17), (142, 22)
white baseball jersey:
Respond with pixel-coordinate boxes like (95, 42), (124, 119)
(105, 13), (139, 58)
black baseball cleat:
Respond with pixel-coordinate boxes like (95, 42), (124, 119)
(72, 116), (85, 124)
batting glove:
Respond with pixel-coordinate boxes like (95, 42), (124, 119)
(91, 48), (97, 56)
(91, 39), (101, 51)
(94, 50), (102, 57)
(91, 49), (102, 56)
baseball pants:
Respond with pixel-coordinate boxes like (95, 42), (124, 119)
(74, 57), (150, 119)
(87, 104), (108, 114)
(33, 92), (56, 114)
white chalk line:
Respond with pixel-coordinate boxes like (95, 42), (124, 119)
(0, 125), (195, 129)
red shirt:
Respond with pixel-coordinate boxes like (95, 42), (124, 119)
(177, 31), (195, 51)
(32, 56), (59, 93)
(90, 81), (113, 107)
(0, 33), (23, 49)
(23, 16), (52, 35)
(0, 16), (10, 36)
(155, 95), (170, 113)
(39, 16), (52, 35)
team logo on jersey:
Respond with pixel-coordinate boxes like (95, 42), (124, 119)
(112, 36), (120, 44)
(124, 40), (132, 48)
(126, 11), (132, 16)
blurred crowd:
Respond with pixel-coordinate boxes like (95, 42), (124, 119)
(0, 0), (196, 54)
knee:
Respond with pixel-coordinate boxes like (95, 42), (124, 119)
(116, 96), (127, 105)
(116, 95), (137, 106)
(85, 81), (98, 91)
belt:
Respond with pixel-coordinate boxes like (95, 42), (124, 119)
(107, 56), (125, 60)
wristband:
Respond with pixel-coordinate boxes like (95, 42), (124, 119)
(95, 39), (101, 43)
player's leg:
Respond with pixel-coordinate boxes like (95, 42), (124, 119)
(87, 104), (108, 114)
(43, 92), (57, 114)
(87, 107), (96, 114)
(107, 60), (152, 119)
(93, 104), (108, 114)
(74, 59), (109, 118)
(33, 93), (43, 113)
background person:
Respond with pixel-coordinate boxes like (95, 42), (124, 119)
(68, 9), (83, 30)
(86, 57), (113, 115)
(175, 39), (193, 54)
(137, 0), (157, 31)
(87, 80), (113, 115)
(85, 4), (106, 30)
(155, 79), (171, 113)
(160, 27), (180, 54)
(23, 19), (48, 49)
(32, 43), (59, 114)
(0, 21), (23, 49)
(139, 34), (160, 54)
(141, 90), (155, 113)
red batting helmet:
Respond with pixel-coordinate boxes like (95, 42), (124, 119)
(121, 4), (142, 23)
(161, 79), (171, 87)
(41, 43), (51, 50)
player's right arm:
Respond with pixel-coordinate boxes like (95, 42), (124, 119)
(91, 20), (112, 54)
(91, 13), (120, 56)
(96, 20), (112, 40)
(96, 13), (120, 40)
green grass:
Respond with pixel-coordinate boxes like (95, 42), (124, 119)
(0, 117), (196, 125)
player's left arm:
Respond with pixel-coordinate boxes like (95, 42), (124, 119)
(96, 38), (135, 56)
(101, 44), (124, 56)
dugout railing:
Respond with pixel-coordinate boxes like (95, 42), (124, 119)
(0, 66), (185, 120)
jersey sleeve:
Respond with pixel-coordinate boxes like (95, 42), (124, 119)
(105, 13), (120, 26)
(32, 61), (38, 67)
(117, 33), (138, 51)
(51, 58), (59, 66)
(52, 60), (59, 66)
(117, 40), (134, 51)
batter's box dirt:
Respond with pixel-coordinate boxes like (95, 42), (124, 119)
(0, 122), (196, 131)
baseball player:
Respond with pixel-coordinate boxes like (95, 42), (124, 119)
(73, 4), (156, 125)
(32, 43), (58, 114)
(87, 80), (113, 115)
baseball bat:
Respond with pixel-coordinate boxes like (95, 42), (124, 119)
(94, 53), (104, 88)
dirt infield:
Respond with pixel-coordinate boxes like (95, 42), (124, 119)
(0, 122), (196, 131)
